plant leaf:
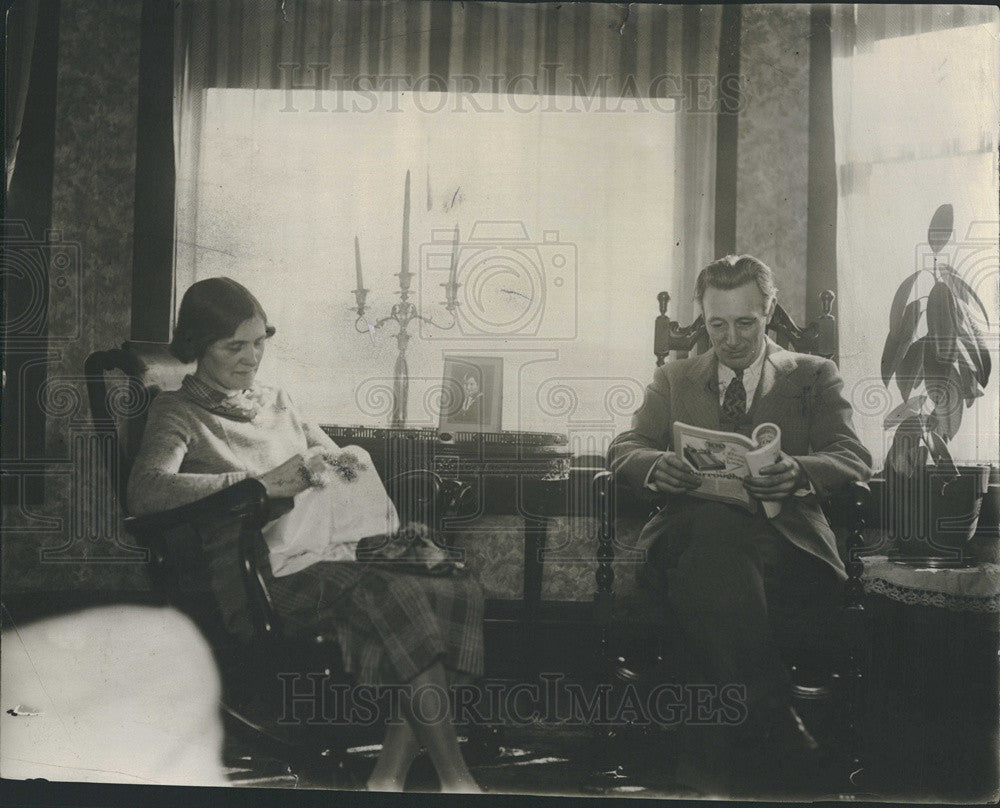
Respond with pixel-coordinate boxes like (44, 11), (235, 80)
(881, 300), (922, 387)
(887, 415), (925, 477)
(949, 332), (989, 391)
(924, 358), (965, 440)
(895, 337), (926, 402)
(925, 430), (958, 479)
(951, 304), (992, 388)
(939, 263), (990, 326)
(944, 290), (992, 388)
(925, 410), (938, 434)
(925, 281), (959, 362)
(927, 204), (954, 254)
(888, 270), (922, 336)
(955, 360), (985, 406)
(936, 405), (964, 441)
(883, 395), (927, 429)
(961, 334), (991, 388)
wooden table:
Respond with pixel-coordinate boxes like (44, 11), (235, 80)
(858, 557), (1000, 800)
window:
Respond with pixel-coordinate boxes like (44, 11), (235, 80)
(179, 87), (678, 449)
(834, 20), (999, 468)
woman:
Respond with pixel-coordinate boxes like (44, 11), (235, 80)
(127, 277), (484, 793)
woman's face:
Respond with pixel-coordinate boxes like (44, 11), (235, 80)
(196, 316), (268, 391)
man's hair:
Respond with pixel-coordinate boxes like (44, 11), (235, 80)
(694, 255), (778, 308)
(170, 277), (276, 364)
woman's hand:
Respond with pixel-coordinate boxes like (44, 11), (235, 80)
(257, 453), (312, 498)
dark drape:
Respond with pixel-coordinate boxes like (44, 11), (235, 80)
(4, 0), (41, 192)
(713, 3), (741, 258)
(3, 0), (61, 504)
(806, 4), (837, 331)
(131, 0), (175, 342)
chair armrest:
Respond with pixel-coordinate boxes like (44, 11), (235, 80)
(821, 480), (871, 531)
(124, 478), (292, 535)
(124, 478), (293, 643)
(592, 469), (664, 523)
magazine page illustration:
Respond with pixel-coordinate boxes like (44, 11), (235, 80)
(672, 421), (783, 517)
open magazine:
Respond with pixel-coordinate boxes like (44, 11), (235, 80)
(672, 421), (783, 518)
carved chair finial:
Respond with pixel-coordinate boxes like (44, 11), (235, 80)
(657, 291), (671, 316)
(820, 289), (836, 316)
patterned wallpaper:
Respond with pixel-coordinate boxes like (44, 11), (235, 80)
(2, 0), (144, 592)
(736, 4), (811, 324)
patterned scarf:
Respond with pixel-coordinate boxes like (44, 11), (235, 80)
(181, 374), (268, 422)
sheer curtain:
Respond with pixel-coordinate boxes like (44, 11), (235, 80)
(173, 1), (722, 448)
(832, 4), (1000, 469)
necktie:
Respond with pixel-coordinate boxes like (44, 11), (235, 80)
(721, 369), (746, 432)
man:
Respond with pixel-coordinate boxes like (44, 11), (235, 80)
(608, 255), (871, 791)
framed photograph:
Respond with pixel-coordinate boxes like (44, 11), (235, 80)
(439, 355), (502, 434)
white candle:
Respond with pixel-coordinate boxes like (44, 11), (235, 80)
(354, 235), (363, 290)
(449, 225), (460, 290)
(401, 170), (411, 276)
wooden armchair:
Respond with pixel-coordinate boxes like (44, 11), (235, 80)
(592, 291), (871, 786)
(85, 341), (471, 774)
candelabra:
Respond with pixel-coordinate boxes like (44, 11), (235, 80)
(351, 170), (461, 429)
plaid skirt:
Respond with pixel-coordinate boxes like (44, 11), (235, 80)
(266, 561), (485, 686)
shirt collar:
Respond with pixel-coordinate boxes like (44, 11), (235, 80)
(717, 342), (767, 391)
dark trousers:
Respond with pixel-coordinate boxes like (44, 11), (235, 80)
(638, 498), (842, 723)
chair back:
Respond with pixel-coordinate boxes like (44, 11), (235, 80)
(653, 289), (838, 365)
(85, 342), (194, 507)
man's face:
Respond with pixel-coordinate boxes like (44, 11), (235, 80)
(701, 282), (775, 371)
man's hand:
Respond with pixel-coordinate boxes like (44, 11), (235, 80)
(743, 453), (806, 501)
(648, 451), (703, 494)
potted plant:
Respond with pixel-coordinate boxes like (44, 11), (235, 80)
(880, 204), (995, 560)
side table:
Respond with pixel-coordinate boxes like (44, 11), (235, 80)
(858, 557), (1000, 801)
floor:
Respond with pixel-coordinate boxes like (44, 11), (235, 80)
(217, 680), (865, 801)
(223, 720), (716, 798)
(217, 670), (1000, 803)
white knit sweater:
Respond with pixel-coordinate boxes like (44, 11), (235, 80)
(126, 383), (337, 516)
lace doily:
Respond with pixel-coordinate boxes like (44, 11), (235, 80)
(861, 555), (1000, 613)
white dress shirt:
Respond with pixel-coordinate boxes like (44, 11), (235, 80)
(717, 344), (767, 410)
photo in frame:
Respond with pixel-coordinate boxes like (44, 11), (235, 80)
(439, 355), (502, 434)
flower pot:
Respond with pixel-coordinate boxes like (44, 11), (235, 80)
(884, 464), (993, 563)
(968, 478), (1000, 563)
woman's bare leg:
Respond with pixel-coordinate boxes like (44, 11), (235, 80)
(367, 719), (421, 792)
(367, 665), (480, 793)
(403, 662), (481, 793)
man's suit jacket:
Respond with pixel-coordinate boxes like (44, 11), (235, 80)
(607, 338), (872, 580)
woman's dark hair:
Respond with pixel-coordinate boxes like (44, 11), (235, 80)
(170, 277), (276, 363)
